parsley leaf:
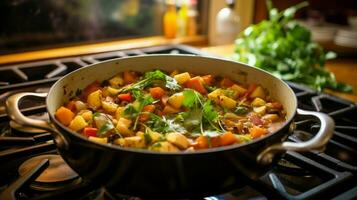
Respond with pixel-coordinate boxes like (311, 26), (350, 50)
(182, 89), (202, 108)
(97, 122), (114, 136)
(202, 100), (218, 122)
(120, 69), (180, 93)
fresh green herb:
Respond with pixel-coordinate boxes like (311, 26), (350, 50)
(143, 132), (152, 144)
(234, 0), (352, 92)
(182, 89), (222, 133)
(92, 112), (101, 119)
(122, 90), (155, 129)
(151, 142), (162, 148)
(97, 122), (114, 136)
(234, 106), (249, 115)
(119, 69), (180, 93)
(205, 85), (217, 93)
(183, 109), (202, 131)
(146, 113), (186, 133)
(202, 101), (221, 132)
(202, 100), (218, 122)
(182, 89), (202, 108)
(224, 89), (237, 99)
(123, 104), (137, 118)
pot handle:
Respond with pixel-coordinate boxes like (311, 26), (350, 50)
(6, 92), (69, 149)
(257, 108), (334, 165)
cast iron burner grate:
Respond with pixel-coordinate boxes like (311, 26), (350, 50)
(0, 45), (356, 199)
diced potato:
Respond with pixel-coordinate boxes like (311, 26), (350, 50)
(115, 136), (146, 148)
(109, 75), (124, 87)
(87, 90), (102, 109)
(218, 95), (237, 109)
(74, 100), (87, 111)
(114, 138), (125, 146)
(162, 105), (180, 114)
(166, 132), (190, 149)
(253, 106), (267, 115)
(101, 88), (110, 97)
(147, 131), (163, 143)
(174, 72), (191, 85)
(150, 141), (180, 152)
(127, 136), (145, 148)
(262, 114), (279, 122)
(89, 136), (108, 144)
(250, 86), (266, 99)
(251, 98), (266, 107)
(230, 84), (247, 96)
(116, 117), (133, 137)
(168, 92), (184, 109)
(79, 110), (93, 121)
(68, 115), (88, 131)
(107, 86), (121, 96)
(118, 117), (132, 127)
(115, 107), (125, 119)
(102, 101), (118, 113)
(207, 89), (225, 102)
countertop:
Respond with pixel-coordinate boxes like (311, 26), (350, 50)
(201, 45), (357, 103)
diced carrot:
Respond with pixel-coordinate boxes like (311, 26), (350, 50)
(123, 71), (137, 84)
(250, 126), (268, 139)
(118, 93), (133, 102)
(210, 136), (221, 147)
(185, 76), (207, 94)
(139, 105), (156, 122)
(243, 84), (257, 98)
(220, 132), (237, 146)
(55, 106), (75, 126)
(149, 87), (165, 99)
(220, 77), (235, 88)
(65, 101), (76, 112)
(83, 127), (98, 137)
(193, 136), (209, 149)
(202, 75), (214, 85)
(82, 81), (101, 100)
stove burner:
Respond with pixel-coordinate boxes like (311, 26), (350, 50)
(18, 154), (79, 191)
(1, 45), (356, 200)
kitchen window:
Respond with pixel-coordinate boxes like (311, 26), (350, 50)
(0, 0), (208, 55)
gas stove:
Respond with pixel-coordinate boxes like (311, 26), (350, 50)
(0, 45), (356, 200)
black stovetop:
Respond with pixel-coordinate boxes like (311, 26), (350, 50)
(0, 45), (356, 200)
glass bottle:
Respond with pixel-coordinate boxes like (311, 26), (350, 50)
(214, 0), (240, 45)
(187, 0), (198, 36)
(177, 0), (188, 37)
(163, 0), (177, 39)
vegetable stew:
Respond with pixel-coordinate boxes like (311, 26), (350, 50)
(55, 69), (286, 152)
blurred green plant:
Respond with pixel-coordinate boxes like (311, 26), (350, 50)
(233, 0), (352, 92)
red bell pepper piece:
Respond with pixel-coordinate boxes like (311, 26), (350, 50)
(83, 127), (98, 137)
(118, 93), (133, 102)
